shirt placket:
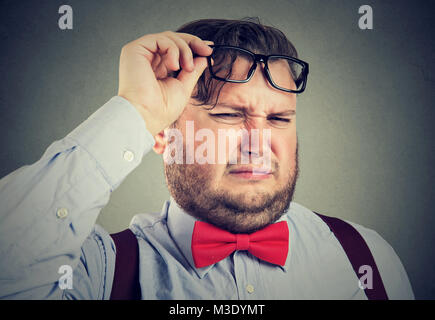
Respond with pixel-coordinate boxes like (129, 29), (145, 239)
(233, 251), (261, 299)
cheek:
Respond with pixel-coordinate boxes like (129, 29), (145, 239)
(272, 130), (297, 168)
(176, 118), (228, 183)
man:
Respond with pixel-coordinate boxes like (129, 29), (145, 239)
(0, 18), (414, 299)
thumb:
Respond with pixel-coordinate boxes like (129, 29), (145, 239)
(177, 56), (208, 96)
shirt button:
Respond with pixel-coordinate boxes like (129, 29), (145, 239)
(246, 284), (255, 294)
(123, 150), (135, 162)
(56, 208), (68, 219)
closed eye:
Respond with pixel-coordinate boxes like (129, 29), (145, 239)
(210, 113), (243, 118)
(267, 116), (291, 123)
(208, 112), (293, 127)
(267, 116), (292, 128)
(208, 112), (244, 124)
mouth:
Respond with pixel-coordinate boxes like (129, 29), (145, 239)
(228, 166), (274, 180)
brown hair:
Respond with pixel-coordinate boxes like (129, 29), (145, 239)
(174, 17), (299, 108)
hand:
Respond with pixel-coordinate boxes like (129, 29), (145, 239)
(117, 31), (213, 136)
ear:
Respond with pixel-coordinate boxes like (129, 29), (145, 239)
(152, 130), (167, 154)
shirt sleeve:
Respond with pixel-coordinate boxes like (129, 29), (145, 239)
(0, 96), (155, 299)
(349, 222), (415, 300)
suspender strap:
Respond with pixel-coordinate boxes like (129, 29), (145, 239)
(109, 229), (141, 300)
(315, 212), (388, 300)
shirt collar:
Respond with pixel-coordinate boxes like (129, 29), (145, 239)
(166, 197), (291, 279)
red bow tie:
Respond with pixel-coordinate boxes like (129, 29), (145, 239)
(191, 220), (289, 268)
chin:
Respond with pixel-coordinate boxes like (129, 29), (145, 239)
(222, 180), (277, 193)
(223, 188), (274, 206)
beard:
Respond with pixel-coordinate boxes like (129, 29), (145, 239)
(165, 144), (299, 234)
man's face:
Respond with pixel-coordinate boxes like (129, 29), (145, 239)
(164, 58), (299, 233)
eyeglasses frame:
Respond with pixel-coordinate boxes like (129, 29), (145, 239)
(206, 45), (309, 94)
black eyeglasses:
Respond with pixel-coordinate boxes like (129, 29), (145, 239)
(206, 45), (309, 94)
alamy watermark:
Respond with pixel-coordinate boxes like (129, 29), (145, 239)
(164, 122), (272, 174)
(58, 5), (73, 30)
(58, 265), (73, 290)
(358, 265), (373, 290)
(358, 5), (373, 30)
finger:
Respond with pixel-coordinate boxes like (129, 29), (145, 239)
(134, 35), (180, 70)
(173, 32), (214, 57)
(163, 44), (181, 71)
(177, 56), (208, 96)
(148, 37), (180, 72)
(154, 62), (168, 80)
(165, 33), (195, 72)
(150, 54), (162, 70)
(190, 38), (214, 57)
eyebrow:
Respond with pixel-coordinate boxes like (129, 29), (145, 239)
(214, 103), (296, 116)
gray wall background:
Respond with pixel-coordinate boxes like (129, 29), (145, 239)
(0, 0), (433, 299)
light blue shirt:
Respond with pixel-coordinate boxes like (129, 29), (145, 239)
(0, 97), (414, 300)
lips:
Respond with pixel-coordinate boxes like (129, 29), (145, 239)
(228, 166), (273, 180)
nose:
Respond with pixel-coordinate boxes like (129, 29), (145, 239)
(239, 117), (271, 164)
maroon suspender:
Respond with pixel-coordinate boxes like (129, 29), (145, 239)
(315, 212), (388, 300)
(109, 229), (141, 300)
(109, 213), (388, 300)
